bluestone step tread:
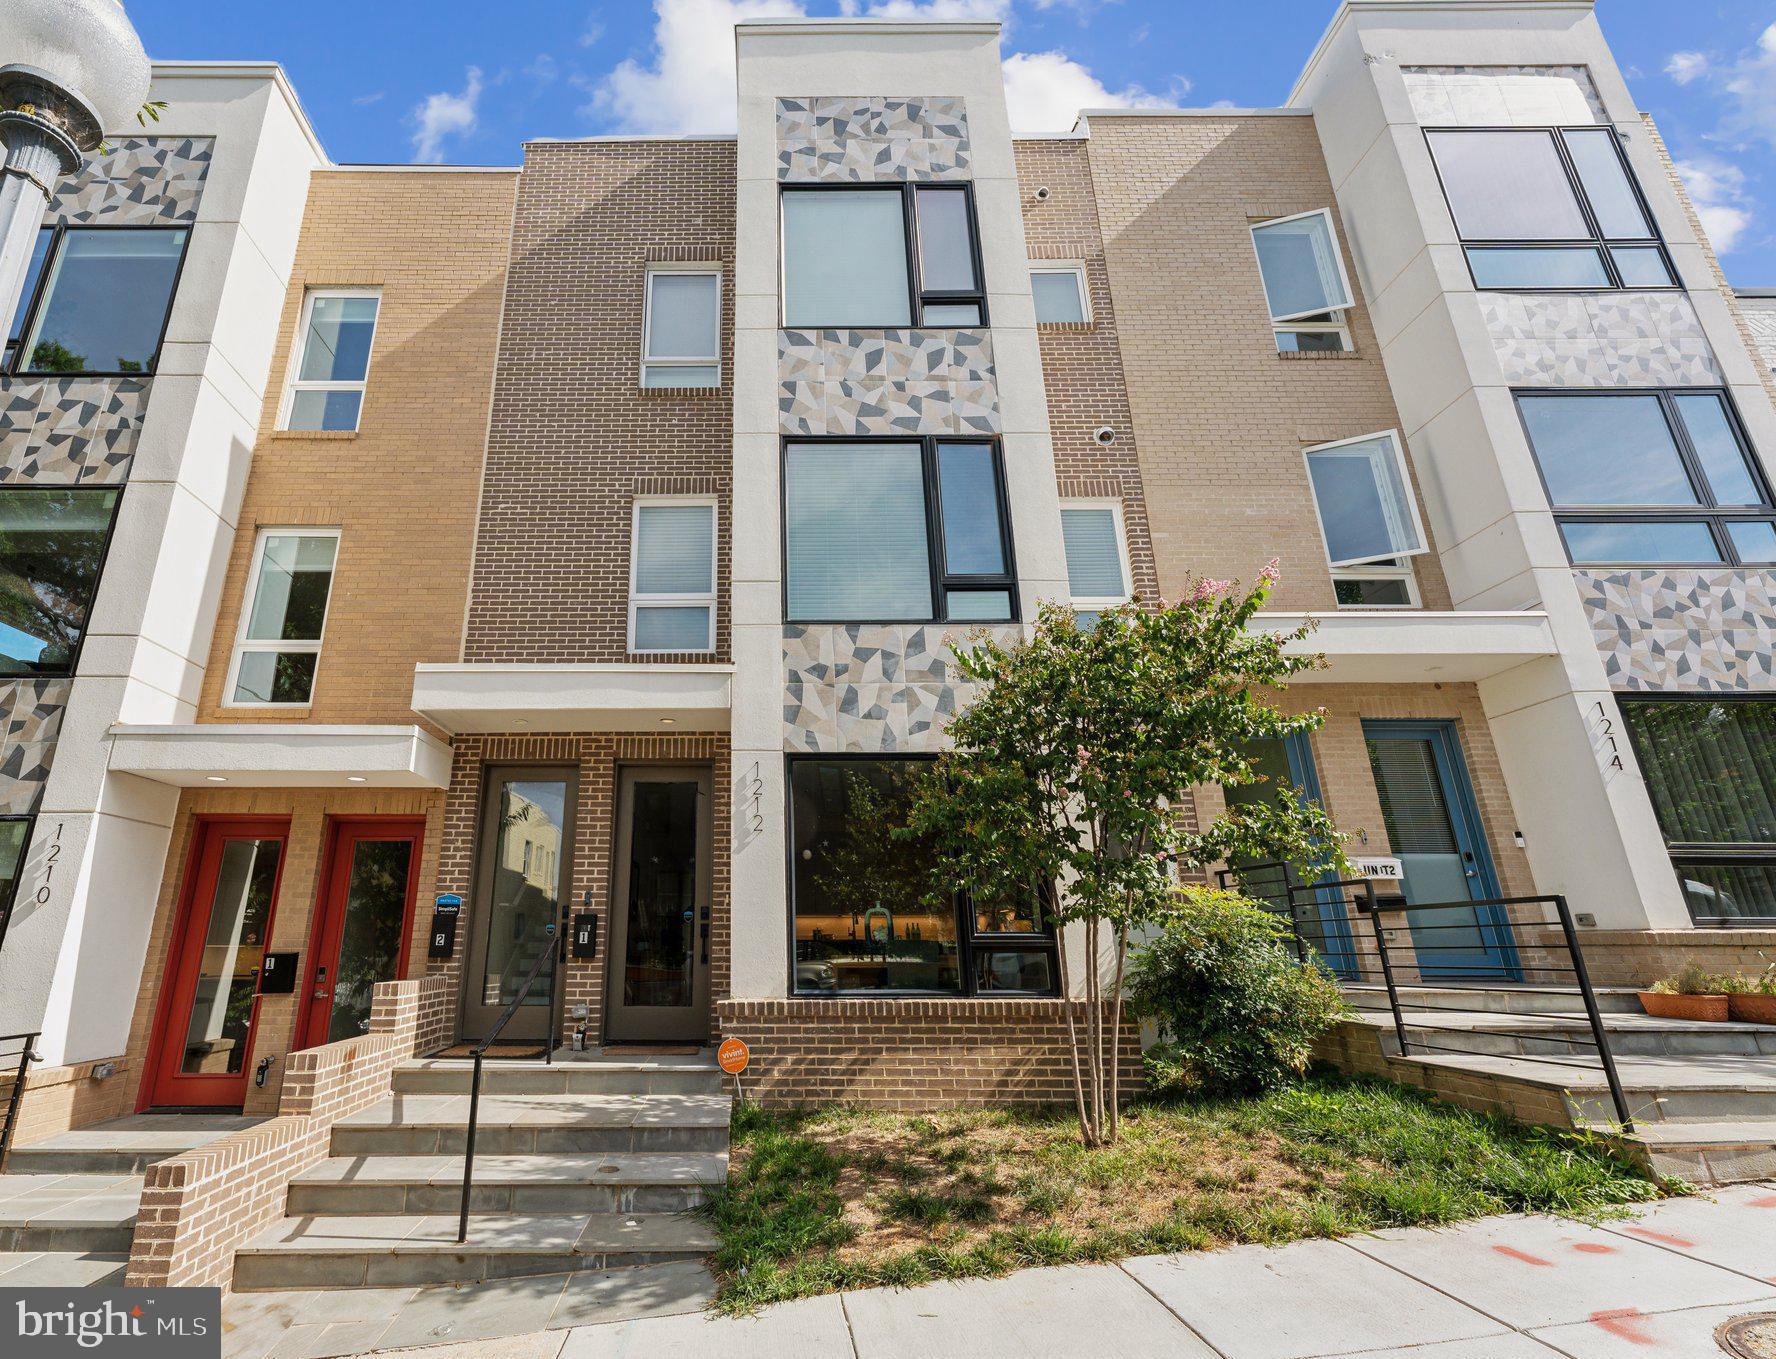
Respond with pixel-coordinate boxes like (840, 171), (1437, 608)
(242, 1211), (717, 1255)
(338, 1094), (731, 1129)
(292, 1152), (726, 1187)
(1404, 1050), (1776, 1091)
(0, 1251), (129, 1287)
(1610, 1120), (1776, 1145)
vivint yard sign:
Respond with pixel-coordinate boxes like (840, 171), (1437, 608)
(7, 1290), (219, 1359)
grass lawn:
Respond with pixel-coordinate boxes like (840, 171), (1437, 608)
(699, 1070), (1672, 1314)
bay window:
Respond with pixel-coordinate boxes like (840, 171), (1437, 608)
(784, 437), (1016, 624)
(1515, 390), (1774, 566)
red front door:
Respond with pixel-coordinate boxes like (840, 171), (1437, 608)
(147, 819), (290, 1109)
(295, 821), (423, 1052)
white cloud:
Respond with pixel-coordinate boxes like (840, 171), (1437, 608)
(1665, 51), (1709, 85)
(595, 0), (806, 135)
(856, 0), (1011, 17)
(410, 67), (483, 163)
(1676, 156), (1753, 255)
(1001, 50), (1175, 133)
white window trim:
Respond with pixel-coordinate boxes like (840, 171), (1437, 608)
(224, 526), (341, 709)
(641, 266), (722, 389)
(1301, 430), (1431, 571)
(628, 496), (718, 655)
(1060, 498), (1133, 615)
(1249, 208), (1356, 325)
(1274, 314), (1353, 353)
(1331, 559), (1422, 610)
(1031, 262), (1092, 324)
(277, 289), (382, 432)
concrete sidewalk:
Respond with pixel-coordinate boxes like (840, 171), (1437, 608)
(234, 1183), (1776, 1359)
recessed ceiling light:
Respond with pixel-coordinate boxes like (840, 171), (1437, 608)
(205, 776), (228, 783)
(660, 718), (677, 726)
(347, 775), (367, 784)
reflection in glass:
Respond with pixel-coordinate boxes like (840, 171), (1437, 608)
(1519, 395), (1696, 506)
(1675, 862), (1776, 924)
(481, 780), (567, 1007)
(937, 443), (1006, 575)
(6, 228), (52, 348)
(298, 296), (379, 383)
(1466, 246), (1610, 289)
(915, 187), (979, 295)
(1251, 213), (1350, 320)
(1621, 701), (1776, 846)
(179, 838), (280, 1076)
(1561, 130), (1654, 239)
(973, 950), (1053, 993)
(623, 781), (698, 1008)
(1428, 130), (1590, 239)
(0, 489), (120, 675)
(325, 840), (412, 1045)
(1561, 520), (1721, 564)
(1673, 394), (1762, 506)
(23, 229), (186, 374)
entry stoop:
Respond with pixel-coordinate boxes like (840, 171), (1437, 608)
(232, 1054), (729, 1291)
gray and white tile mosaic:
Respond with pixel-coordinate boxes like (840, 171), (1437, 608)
(778, 329), (999, 435)
(1575, 568), (1776, 691)
(0, 678), (71, 816)
(777, 96), (970, 182)
(1482, 293), (1723, 388)
(47, 136), (213, 226)
(0, 378), (150, 484)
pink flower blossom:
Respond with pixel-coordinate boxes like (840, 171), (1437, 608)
(1260, 556), (1281, 583)
(1189, 577), (1232, 603)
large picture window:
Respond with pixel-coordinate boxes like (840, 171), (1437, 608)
(9, 227), (187, 375)
(782, 184), (986, 329)
(1620, 699), (1776, 924)
(0, 487), (122, 675)
(789, 756), (1056, 995)
(784, 437), (1017, 624)
(1426, 128), (1675, 291)
(1515, 390), (1774, 566)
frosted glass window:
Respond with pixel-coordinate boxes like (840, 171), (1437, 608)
(643, 271), (720, 388)
(629, 501), (715, 653)
(782, 191), (912, 327)
(1251, 211), (1353, 323)
(786, 444), (931, 620)
(1303, 433), (1428, 569)
(1060, 506), (1129, 604)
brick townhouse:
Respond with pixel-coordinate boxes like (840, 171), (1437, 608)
(3, 0), (1776, 1145)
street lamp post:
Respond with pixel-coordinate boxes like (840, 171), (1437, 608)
(0, 1), (150, 343)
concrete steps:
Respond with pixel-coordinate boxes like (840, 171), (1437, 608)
(1345, 983), (1645, 1017)
(234, 1055), (732, 1292)
(0, 1251), (128, 1286)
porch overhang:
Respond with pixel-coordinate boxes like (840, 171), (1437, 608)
(410, 663), (735, 736)
(105, 724), (453, 789)
(1253, 611), (1559, 684)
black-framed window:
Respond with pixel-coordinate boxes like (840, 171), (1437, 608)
(783, 436), (1018, 624)
(6, 225), (189, 376)
(788, 755), (1057, 996)
(0, 487), (124, 676)
(1514, 389), (1776, 567)
(0, 815), (33, 957)
(781, 183), (987, 329)
(1619, 698), (1776, 925)
(1426, 127), (1677, 291)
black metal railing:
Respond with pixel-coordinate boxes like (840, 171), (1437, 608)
(457, 924), (557, 1244)
(1287, 878), (1634, 1131)
(0, 1032), (41, 1175)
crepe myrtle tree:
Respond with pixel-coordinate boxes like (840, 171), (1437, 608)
(909, 564), (1347, 1147)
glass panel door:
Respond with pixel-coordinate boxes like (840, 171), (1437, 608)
(607, 767), (711, 1042)
(298, 824), (420, 1051)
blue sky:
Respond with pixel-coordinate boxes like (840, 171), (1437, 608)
(127, 0), (1776, 283)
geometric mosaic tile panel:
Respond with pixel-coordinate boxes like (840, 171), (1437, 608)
(46, 136), (213, 226)
(0, 378), (150, 484)
(0, 678), (71, 816)
(1745, 299), (1776, 374)
(1403, 66), (1606, 126)
(779, 329), (999, 435)
(1482, 292), (1723, 388)
(1574, 568), (1776, 692)
(777, 97), (970, 182)
(783, 623), (1020, 753)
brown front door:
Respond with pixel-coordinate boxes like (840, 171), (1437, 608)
(147, 819), (289, 1109)
(606, 766), (712, 1043)
(460, 767), (577, 1043)
(296, 820), (424, 1052)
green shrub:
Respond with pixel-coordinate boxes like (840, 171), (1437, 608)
(1127, 887), (1347, 1096)
(1649, 962), (1737, 996)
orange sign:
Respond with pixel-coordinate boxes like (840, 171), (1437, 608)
(717, 1037), (750, 1075)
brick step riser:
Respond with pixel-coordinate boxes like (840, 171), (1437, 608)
(1569, 1090), (1776, 1125)
(329, 1127), (727, 1157)
(1348, 992), (1644, 1017)
(285, 1182), (713, 1217)
(1397, 1028), (1776, 1060)
(0, 1224), (136, 1254)
(390, 1071), (724, 1097)
(231, 1247), (708, 1293)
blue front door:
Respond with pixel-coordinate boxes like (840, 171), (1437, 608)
(1362, 721), (1517, 981)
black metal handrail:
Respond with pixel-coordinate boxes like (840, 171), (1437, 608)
(457, 924), (558, 1244)
(0, 1032), (41, 1175)
(1295, 879), (1634, 1132)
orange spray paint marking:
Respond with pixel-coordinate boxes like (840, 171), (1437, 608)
(1572, 1242), (1616, 1254)
(1749, 1194), (1776, 1209)
(1590, 1309), (1656, 1346)
(1624, 1227), (1697, 1249)
(1492, 1245), (1554, 1266)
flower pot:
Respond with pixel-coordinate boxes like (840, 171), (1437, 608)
(1727, 993), (1776, 1026)
(1637, 991), (1730, 1022)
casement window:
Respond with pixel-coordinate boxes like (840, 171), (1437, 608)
(1251, 210), (1355, 354)
(227, 529), (340, 706)
(6, 226), (187, 375)
(1426, 128), (1676, 290)
(784, 437), (1016, 624)
(1059, 501), (1132, 627)
(628, 498), (717, 653)
(0, 487), (123, 675)
(641, 267), (721, 389)
(781, 184), (987, 329)
(1332, 559), (1420, 609)
(280, 291), (382, 432)
(1619, 698), (1776, 925)
(1031, 264), (1090, 324)
(1302, 431), (1429, 570)
(1515, 390), (1775, 566)
(788, 755), (1058, 996)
